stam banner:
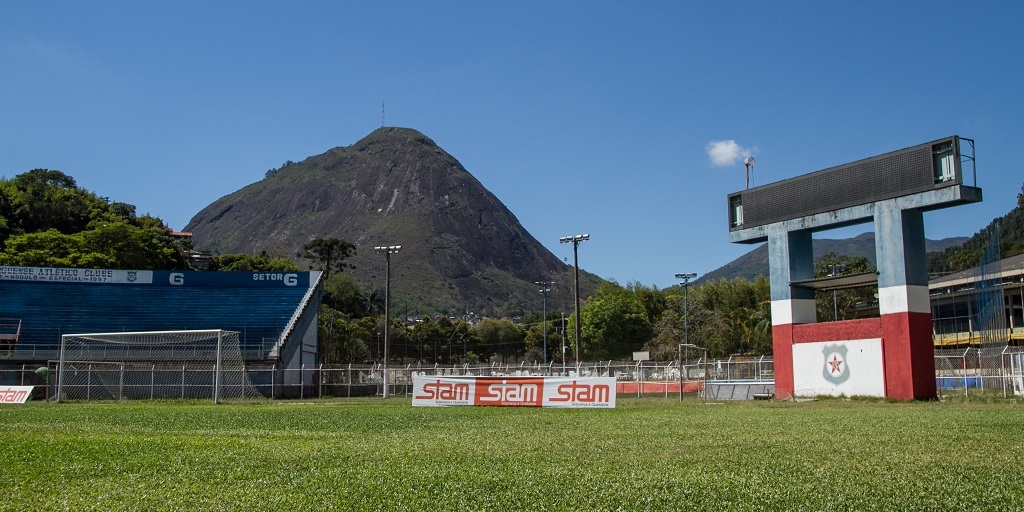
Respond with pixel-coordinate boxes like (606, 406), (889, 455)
(412, 375), (616, 408)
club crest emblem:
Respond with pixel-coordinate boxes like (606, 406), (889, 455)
(822, 344), (849, 385)
(127, 271), (137, 282)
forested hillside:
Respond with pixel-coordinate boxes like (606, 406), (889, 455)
(700, 234), (966, 283)
(0, 169), (186, 269)
(928, 182), (1024, 274)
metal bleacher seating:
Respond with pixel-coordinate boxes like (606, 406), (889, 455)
(1, 275), (310, 362)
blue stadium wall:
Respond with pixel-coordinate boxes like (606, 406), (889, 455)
(0, 267), (322, 382)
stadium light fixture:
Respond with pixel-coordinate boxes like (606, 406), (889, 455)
(374, 245), (401, 398)
(560, 234), (589, 364)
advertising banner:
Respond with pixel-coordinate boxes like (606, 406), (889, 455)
(0, 386), (34, 404)
(412, 375), (616, 408)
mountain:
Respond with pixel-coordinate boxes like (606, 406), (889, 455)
(699, 232), (969, 283)
(185, 127), (601, 316)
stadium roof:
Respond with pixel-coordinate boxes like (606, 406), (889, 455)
(929, 252), (1024, 289)
(790, 271), (879, 292)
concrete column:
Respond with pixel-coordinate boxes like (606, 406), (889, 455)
(767, 224), (815, 398)
(874, 200), (935, 400)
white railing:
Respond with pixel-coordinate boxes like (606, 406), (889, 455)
(270, 272), (324, 360)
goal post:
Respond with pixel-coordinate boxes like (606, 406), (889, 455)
(56, 329), (265, 403)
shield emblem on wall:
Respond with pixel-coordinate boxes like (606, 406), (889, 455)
(822, 343), (850, 385)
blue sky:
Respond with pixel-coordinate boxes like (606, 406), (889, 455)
(2, 2), (1022, 288)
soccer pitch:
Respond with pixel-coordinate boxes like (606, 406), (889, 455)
(2, 398), (1023, 510)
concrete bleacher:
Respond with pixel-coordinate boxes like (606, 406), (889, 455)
(704, 381), (776, 400)
(0, 267), (322, 366)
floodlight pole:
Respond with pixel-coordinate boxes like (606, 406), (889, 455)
(560, 234), (589, 364)
(375, 245), (401, 398)
(675, 273), (697, 400)
(675, 273), (698, 350)
(536, 281), (550, 364)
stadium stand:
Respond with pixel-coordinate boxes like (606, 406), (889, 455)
(0, 266), (322, 396)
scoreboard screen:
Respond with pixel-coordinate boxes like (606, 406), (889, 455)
(728, 136), (975, 233)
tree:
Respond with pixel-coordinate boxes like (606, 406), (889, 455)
(297, 237), (356, 278)
(629, 282), (667, 326)
(214, 251), (300, 272)
(0, 223), (179, 270)
(404, 315), (471, 364)
(948, 249), (981, 272)
(0, 192), (13, 241)
(0, 229), (102, 267)
(675, 276), (771, 357)
(0, 169), (186, 270)
(748, 299), (773, 355)
(813, 252), (875, 322)
(13, 168), (77, 189)
(2, 169), (92, 235)
(473, 318), (524, 363)
(108, 202), (136, 221)
(318, 305), (372, 364)
(82, 221), (179, 269)
(644, 295), (688, 361)
(722, 307), (753, 354)
(321, 273), (370, 317)
(522, 314), (560, 363)
(573, 282), (653, 361)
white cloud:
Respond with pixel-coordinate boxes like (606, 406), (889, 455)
(706, 140), (755, 167)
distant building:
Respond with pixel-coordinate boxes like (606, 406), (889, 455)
(930, 253), (1024, 346)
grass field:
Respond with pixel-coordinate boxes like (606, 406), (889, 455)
(2, 397), (1023, 511)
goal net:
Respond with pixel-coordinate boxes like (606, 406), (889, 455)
(56, 330), (265, 402)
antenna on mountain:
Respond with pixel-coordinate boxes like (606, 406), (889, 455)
(381, 101), (385, 128)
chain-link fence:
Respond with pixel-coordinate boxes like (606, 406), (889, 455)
(277, 358), (741, 401)
(933, 346), (1023, 399)
(213, 349), (1024, 400)
(0, 364), (50, 400)
(13, 348), (1024, 401)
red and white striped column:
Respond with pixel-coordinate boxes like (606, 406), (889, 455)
(767, 226), (815, 399)
(875, 202), (936, 400)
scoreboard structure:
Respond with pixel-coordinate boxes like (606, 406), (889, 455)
(728, 136), (982, 400)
